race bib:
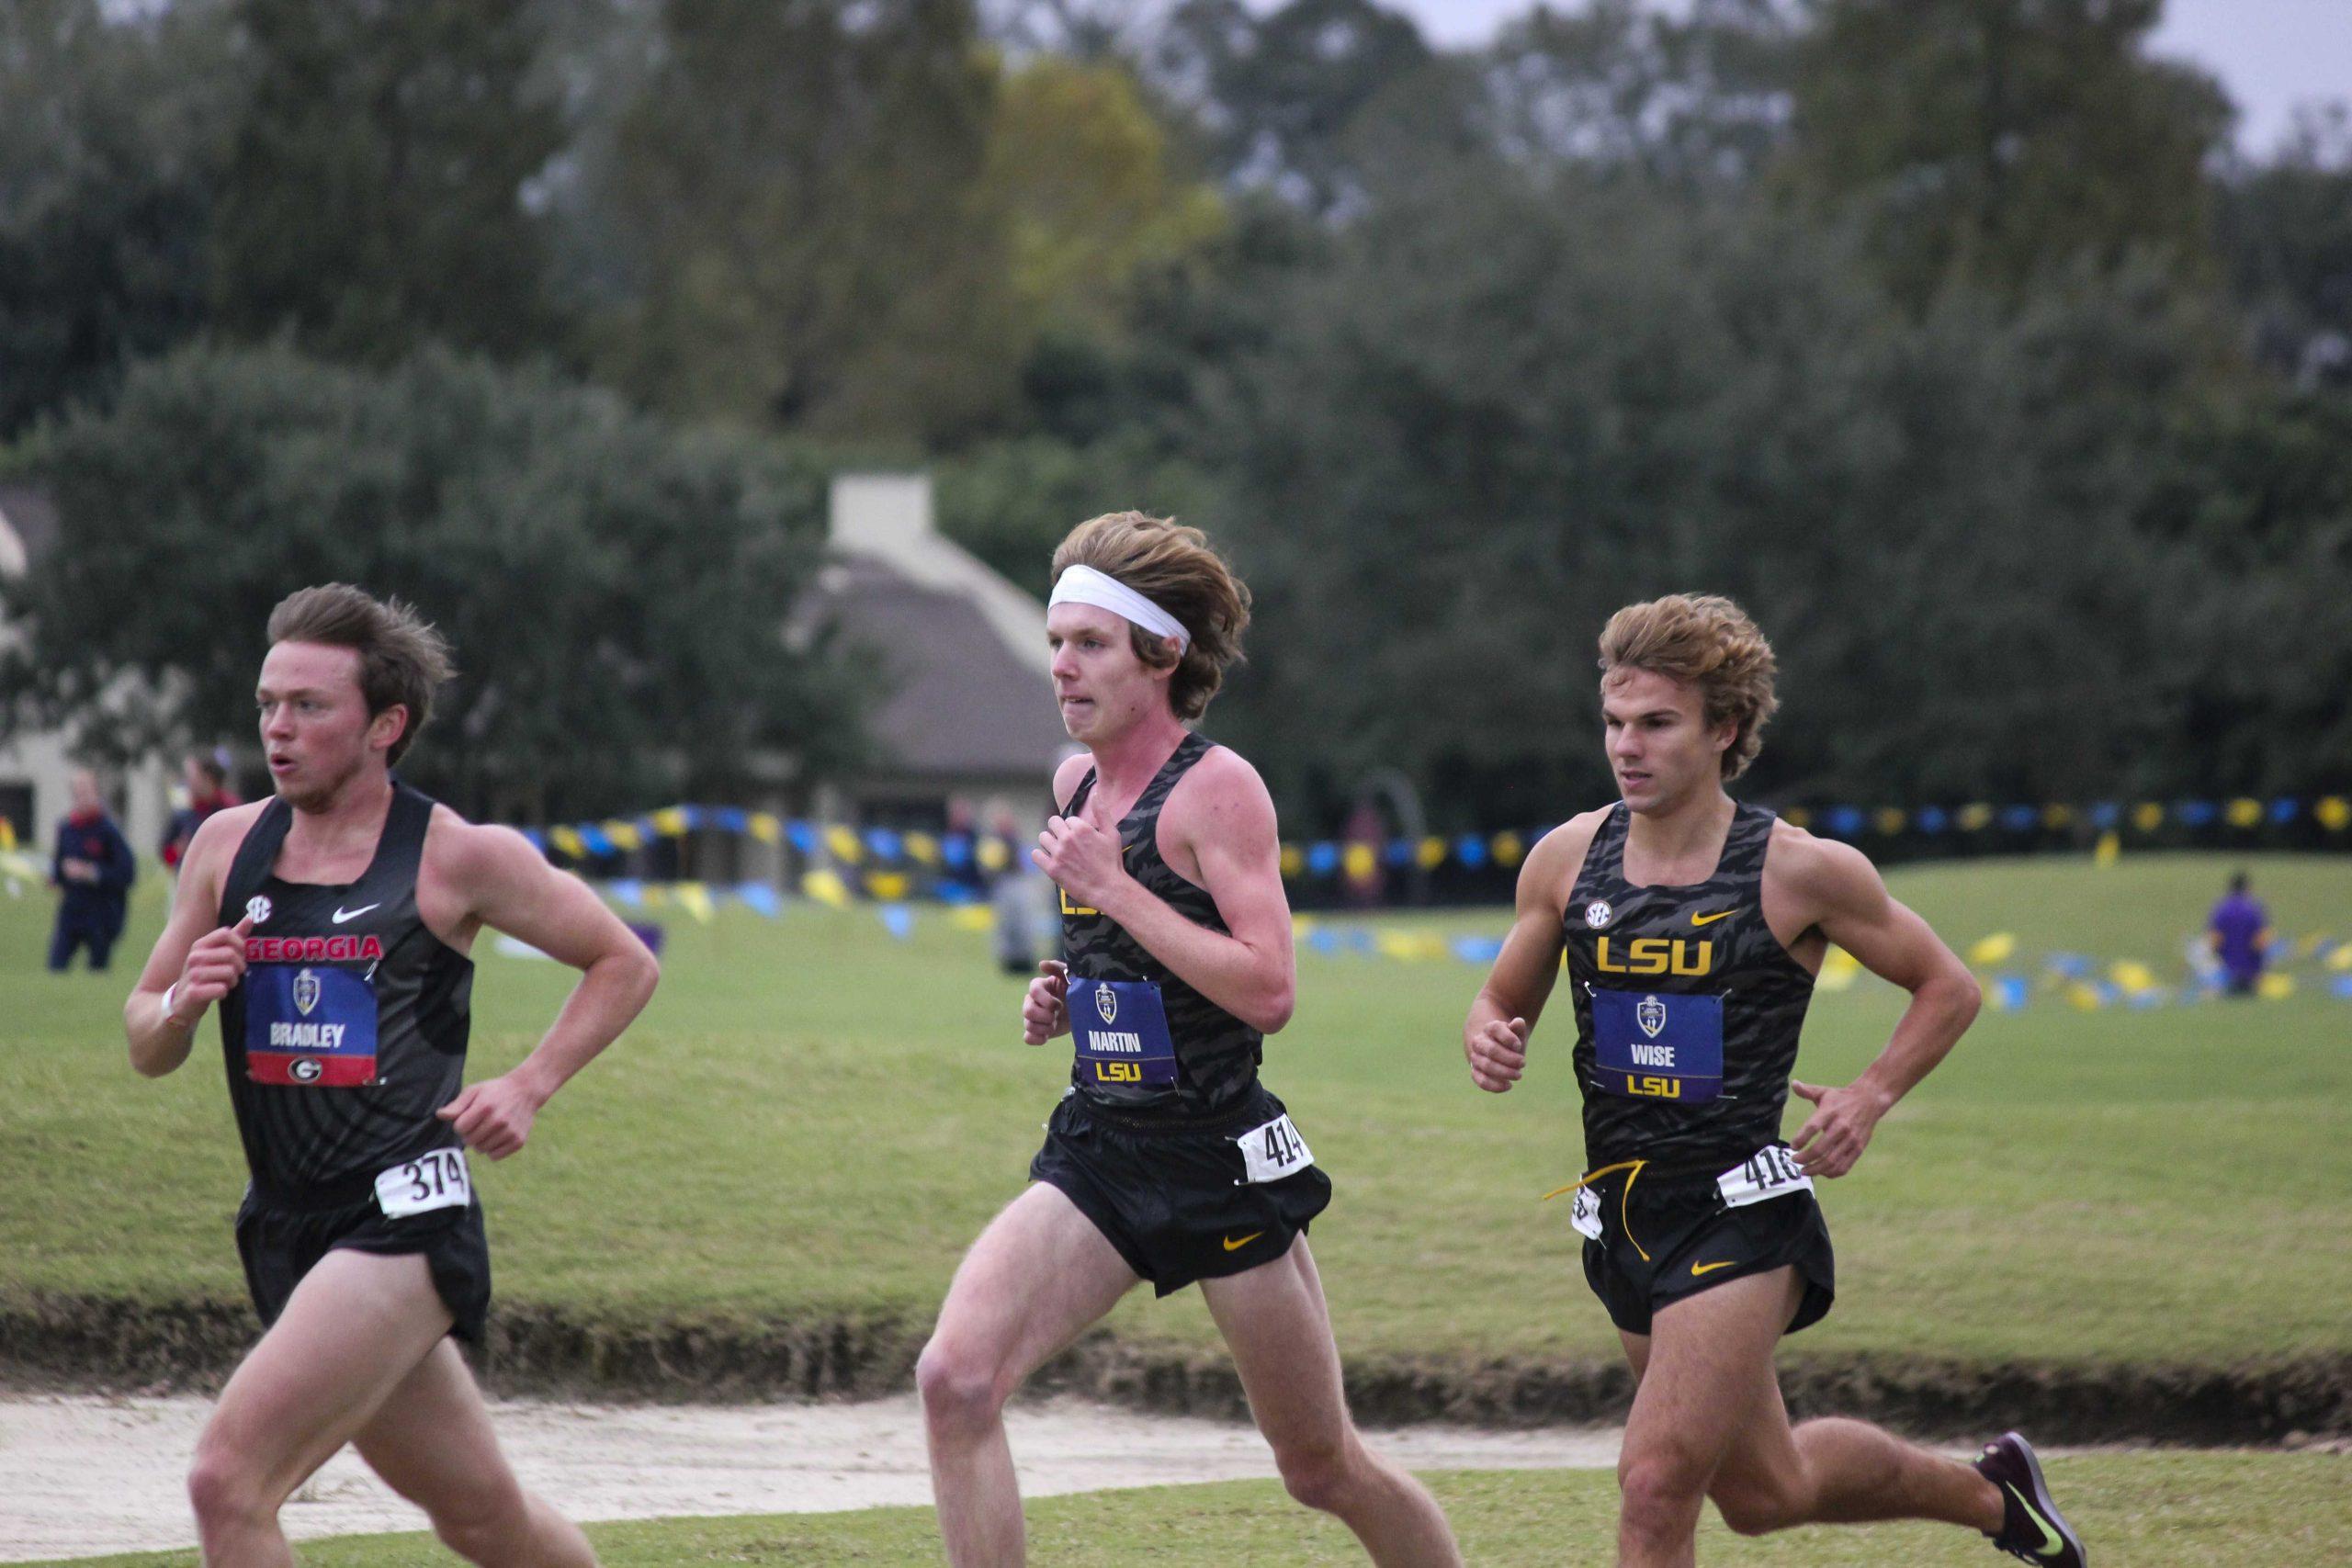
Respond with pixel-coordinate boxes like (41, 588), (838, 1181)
(1069, 977), (1178, 1089)
(1568, 1182), (1606, 1241)
(1590, 988), (1724, 1103)
(244, 964), (379, 1087)
(1235, 1112), (1314, 1185)
(374, 1148), (471, 1218)
(1715, 1145), (1814, 1209)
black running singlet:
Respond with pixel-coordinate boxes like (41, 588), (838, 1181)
(217, 782), (474, 1200)
(1058, 732), (1263, 1118)
(1564, 802), (1815, 1169)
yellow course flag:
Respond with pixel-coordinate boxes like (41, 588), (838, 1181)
(2318, 796), (2351, 832)
(2131, 802), (2165, 833)
(825, 825), (863, 864)
(866, 871), (910, 901)
(2109, 960), (2155, 994)
(748, 812), (782, 845)
(2094, 830), (2120, 868)
(674, 882), (715, 923)
(977, 836), (1011, 874)
(949, 906), (994, 932)
(1415, 836), (1446, 871)
(1491, 830), (1526, 868)
(0, 818), (13, 851)
(550, 826), (587, 860)
(604, 820), (644, 852)
(903, 831), (941, 867)
(1280, 843), (1306, 878)
(1966, 932), (2016, 966)
(652, 807), (691, 838)
(1343, 842), (1377, 882)
(1815, 947), (1860, 992)
(2225, 797), (2263, 829)
(801, 868), (852, 909)
(2257, 972), (2296, 1000)
(2065, 982), (2104, 1011)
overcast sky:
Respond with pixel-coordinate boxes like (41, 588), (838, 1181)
(1260, 0), (2350, 157)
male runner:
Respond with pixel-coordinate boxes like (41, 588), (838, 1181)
(124, 584), (660, 1567)
(1462, 594), (2086, 1568)
(917, 513), (1462, 1567)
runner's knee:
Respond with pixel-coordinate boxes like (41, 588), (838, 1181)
(187, 1447), (276, 1537)
(1617, 1443), (1711, 1536)
(425, 1477), (533, 1564)
(916, 1335), (1011, 1434)
(1272, 1432), (1356, 1514)
(1711, 1474), (1809, 1537)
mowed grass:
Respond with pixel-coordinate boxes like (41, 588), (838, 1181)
(23, 1452), (2352, 1567)
(2, 852), (2347, 1369)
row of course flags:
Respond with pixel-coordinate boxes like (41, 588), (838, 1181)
(526, 792), (2352, 897)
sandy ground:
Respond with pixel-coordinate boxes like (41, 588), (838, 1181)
(0, 1393), (1625, 1562)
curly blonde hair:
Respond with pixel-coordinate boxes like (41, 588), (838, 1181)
(1051, 513), (1250, 722)
(1597, 594), (1779, 781)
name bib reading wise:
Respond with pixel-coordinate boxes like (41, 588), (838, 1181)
(1069, 977), (1178, 1088)
(1591, 988), (1724, 1103)
(244, 963), (379, 1087)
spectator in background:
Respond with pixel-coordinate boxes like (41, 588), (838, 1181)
(49, 768), (136, 972)
(2208, 871), (2271, 997)
(986, 799), (1053, 976)
(160, 750), (240, 872)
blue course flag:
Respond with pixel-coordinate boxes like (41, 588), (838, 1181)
(878, 903), (915, 941)
(735, 882), (782, 918)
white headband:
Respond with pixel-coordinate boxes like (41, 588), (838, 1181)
(1048, 563), (1190, 650)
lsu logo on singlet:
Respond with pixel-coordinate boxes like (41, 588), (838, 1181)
(1593, 937), (1714, 976)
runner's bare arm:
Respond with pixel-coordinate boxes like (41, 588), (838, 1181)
(1035, 749), (1295, 1032)
(123, 807), (264, 1077)
(428, 818), (660, 1158)
(1463, 815), (1599, 1093)
(1778, 833), (1980, 1177)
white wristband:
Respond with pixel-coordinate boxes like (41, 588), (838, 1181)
(160, 983), (186, 1028)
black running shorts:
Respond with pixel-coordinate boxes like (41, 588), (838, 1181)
(1030, 1085), (1333, 1297)
(235, 1191), (492, 1345)
(1578, 1165), (1834, 1337)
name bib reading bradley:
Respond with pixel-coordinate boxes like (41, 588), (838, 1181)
(1591, 988), (1724, 1103)
(244, 964), (379, 1087)
(1069, 977), (1178, 1088)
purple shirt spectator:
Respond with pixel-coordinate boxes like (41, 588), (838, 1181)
(2209, 891), (2268, 985)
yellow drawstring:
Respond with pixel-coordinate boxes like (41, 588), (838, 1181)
(1541, 1158), (1652, 1261)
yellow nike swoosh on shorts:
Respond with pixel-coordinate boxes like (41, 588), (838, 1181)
(1223, 1232), (1265, 1252)
(1690, 1259), (1739, 1276)
(1690, 909), (1736, 927)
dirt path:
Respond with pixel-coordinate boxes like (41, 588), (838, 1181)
(0, 1393), (1625, 1562)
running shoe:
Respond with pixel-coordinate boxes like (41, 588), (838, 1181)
(1974, 1431), (2086, 1566)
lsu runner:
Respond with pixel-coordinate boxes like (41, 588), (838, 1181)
(917, 513), (1463, 1566)
(1463, 595), (2086, 1568)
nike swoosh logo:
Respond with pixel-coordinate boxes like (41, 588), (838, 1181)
(1222, 1232), (1264, 1252)
(1690, 909), (1736, 927)
(2005, 1483), (2064, 1556)
(1690, 1259), (1739, 1276)
(331, 904), (380, 924)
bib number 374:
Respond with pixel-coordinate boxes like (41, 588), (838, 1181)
(1235, 1112), (1314, 1185)
(374, 1149), (471, 1218)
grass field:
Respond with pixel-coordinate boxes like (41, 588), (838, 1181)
(22, 1452), (2351, 1567)
(3, 851), (2348, 1371)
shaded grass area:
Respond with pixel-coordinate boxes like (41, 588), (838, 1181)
(23, 1452), (2352, 1567)
(4, 852), (2348, 1393)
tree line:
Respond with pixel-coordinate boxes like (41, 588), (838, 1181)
(3, 0), (2346, 827)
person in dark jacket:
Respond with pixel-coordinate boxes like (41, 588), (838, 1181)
(160, 750), (239, 872)
(50, 769), (137, 971)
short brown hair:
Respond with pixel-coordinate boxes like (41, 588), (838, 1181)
(1597, 594), (1779, 781)
(266, 584), (456, 766)
(1051, 513), (1250, 722)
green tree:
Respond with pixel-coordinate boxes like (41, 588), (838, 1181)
(210, 0), (568, 364)
(1782, 0), (2231, 308)
(0, 346), (865, 820)
(0, 0), (240, 437)
(2218, 107), (2352, 379)
(595, 0), (1022, 443)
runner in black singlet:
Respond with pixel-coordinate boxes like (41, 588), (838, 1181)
(126, 585), (658, 1568)
(1462, 595), (2086, 1568)
(918, 513), (1462, 1568)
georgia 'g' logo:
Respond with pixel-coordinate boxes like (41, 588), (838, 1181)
(246, 895), (273, 925)
(1585, 899), (1613, 929)
(1095, 986), (1118, 1025)
(1637, 995), (1667, 1039)
(288, 1057), (322, 1083)
(293, 967), (320, 1018)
